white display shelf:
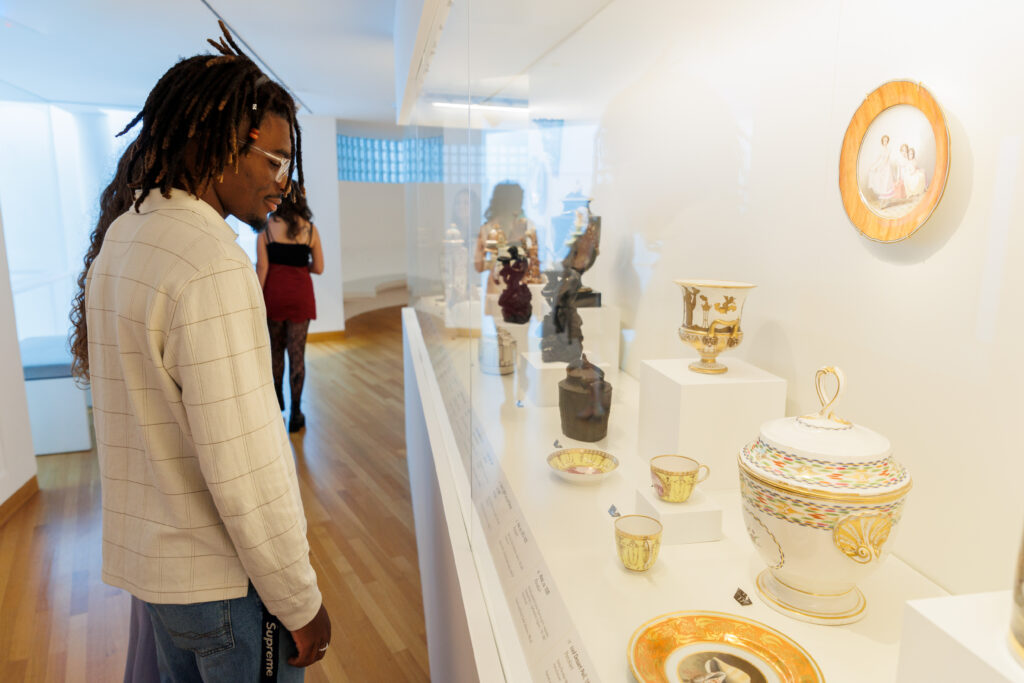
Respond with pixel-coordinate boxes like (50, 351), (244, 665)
(896, 591), (1024, 682)
(637, 358), (786, 491)
(405, 309), (948, 682)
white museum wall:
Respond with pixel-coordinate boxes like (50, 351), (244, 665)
(299, 115), (346, 333)
(0, 202), (37, 506)
(339, 181), (408, 288)
(405, 182), (448, 297)
(529, 0), (1024, 595)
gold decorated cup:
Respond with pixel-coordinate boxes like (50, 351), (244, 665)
(674, 279), (756, 374)
(614, 514), (663, 572)
(650, 455), (710, 503)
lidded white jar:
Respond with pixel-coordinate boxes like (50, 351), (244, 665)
(738, 366), (912, 624)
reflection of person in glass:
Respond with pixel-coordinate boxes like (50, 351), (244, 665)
(450, 187), (481, 236)
(473, 182), (537, 295)
(867, 135), (895, 199)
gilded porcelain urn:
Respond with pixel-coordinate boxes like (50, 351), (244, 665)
(674, 279), (755, 374)
(738, 366), (912, 625)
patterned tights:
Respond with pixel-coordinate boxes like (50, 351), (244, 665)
(267, 319), (310, 416)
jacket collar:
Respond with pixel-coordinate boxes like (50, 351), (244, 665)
(133, 188), (238, 243)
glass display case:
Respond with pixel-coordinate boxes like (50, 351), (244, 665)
(400, 1), (1024, 681)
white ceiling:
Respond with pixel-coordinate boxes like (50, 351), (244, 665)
(0, 0), (397, 120)
(0, 0), (618, 125)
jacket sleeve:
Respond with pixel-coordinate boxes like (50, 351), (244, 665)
(163, 254), (322, 631)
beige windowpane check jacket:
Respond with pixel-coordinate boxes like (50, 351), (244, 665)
(86, 189), (321, 631)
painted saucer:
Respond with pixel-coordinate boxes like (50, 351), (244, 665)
(547, 448), (618, 484)
(628, 611), (823, 683)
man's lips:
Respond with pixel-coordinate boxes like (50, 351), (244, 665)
(266, 197), (282, 211)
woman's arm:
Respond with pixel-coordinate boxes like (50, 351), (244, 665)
(256, 229), (269, 288)
(309, 224), (325, 275)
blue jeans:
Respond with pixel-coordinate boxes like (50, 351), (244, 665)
(145, 585), (304, 682)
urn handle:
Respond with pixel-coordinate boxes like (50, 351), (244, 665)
(833, 512), (893, 564)
(798, 366), (852, 429)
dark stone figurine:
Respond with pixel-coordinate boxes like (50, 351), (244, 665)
(558, 354), (612, 442)
(541, 211), (601, 362)
(497, 245), (532, 324)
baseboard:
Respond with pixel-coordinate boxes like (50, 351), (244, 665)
(0, 476), (39, 528)
(308, 330), (347, 343)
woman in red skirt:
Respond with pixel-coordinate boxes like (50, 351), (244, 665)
(256, 192), (324, 432)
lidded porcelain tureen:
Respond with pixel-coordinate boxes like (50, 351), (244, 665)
(738, 366), (912, 625)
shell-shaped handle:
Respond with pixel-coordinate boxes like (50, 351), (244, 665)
(833, 512), (892, 564)
(798, 366), (852, 429)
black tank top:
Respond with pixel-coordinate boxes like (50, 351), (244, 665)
(266, 226), (312, 267)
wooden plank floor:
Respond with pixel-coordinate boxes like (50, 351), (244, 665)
(0, 305), (429, 682)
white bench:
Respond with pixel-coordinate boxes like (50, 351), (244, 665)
(20, 336), (92, 455)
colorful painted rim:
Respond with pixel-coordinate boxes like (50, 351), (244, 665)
(742, 437), (905, 493)
(738, 455), (912, 504)
(628, 610), (823, 683)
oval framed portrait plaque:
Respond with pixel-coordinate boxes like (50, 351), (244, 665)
(839, 81), (949, 242)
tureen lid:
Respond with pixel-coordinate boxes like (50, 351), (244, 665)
(739, 367), (910, 499)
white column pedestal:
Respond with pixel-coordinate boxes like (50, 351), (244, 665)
(633, 487), (722, 544)
(520, 351), (612, 407)
(578, 306), (620, 368)
(637, 358), (785, 490)
(445, 298), (482, 331)
(896, 591), (1024, 682)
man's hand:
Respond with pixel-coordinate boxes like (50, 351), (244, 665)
(288, 603), (332, 667)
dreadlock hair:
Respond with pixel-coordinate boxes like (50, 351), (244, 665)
(272, 190), (314, 240)
(69, 21), (305, 381)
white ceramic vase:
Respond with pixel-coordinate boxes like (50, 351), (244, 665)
(738, 366), (912, 625)
(674, 279), (755, 374)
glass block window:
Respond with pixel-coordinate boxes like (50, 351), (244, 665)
(337, 135), (451, 183)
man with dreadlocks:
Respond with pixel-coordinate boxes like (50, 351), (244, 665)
(69, 23), (330, 680)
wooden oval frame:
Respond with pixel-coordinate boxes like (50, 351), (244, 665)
(839, 81), (949, 242)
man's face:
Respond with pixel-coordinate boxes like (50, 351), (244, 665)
(214, 114), (291, 232)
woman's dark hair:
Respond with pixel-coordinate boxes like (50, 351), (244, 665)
(484, 182), (524, 222)
(70, 22), (304, 381)
(273, 190), (314, 240)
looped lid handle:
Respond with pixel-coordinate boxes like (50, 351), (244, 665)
(797, 366), (852, 430)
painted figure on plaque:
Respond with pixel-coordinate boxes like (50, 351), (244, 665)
(496, 245), (532, 324)
(541, 209), (601, 362)
(557, 354), (612, 442)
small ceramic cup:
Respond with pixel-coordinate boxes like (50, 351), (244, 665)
(650, 455), (710, 503)
(614, 514), (663, 572)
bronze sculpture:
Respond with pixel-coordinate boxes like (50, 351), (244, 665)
(541, 209), (601, 362)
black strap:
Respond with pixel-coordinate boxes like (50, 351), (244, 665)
(306, 224), (314, 246)
(261, 603), (281, 682)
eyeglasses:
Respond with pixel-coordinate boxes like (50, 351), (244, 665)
(239, 139), (291, 183)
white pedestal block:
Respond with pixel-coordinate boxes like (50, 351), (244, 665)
(637, 358), (785, 490)
(444, 299), (482, 331)
(633, 487), (722, 545)
(578, 306), (620, 368)
(520, 351), (611, 407)
(896, 591), (1024, 682)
